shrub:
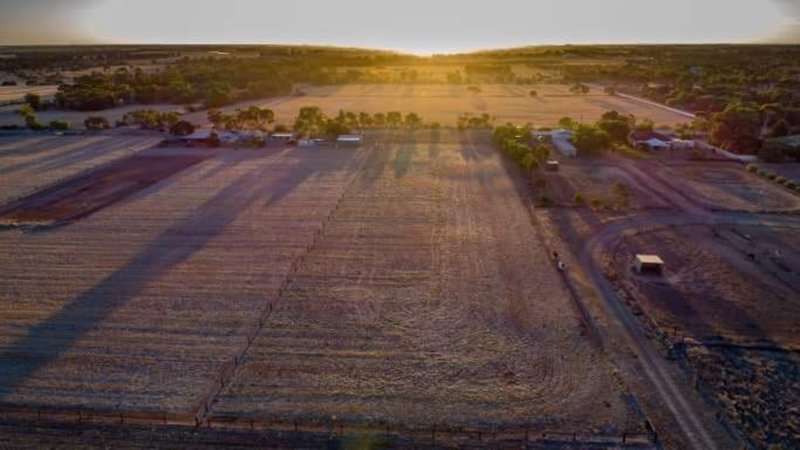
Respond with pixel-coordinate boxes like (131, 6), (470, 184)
(786, 180), (797, 189)
(84, 116), (110, 130)
(590, 198), (603, 210)
(573, 192), (586, 205)
(766, 172), (777, 181)
(538, 195), (553, 206)
(48, 120), (70, 130)
(745, 163), (759, 173)
(775, 176), (787, 185)
(757, 169), (768, 177)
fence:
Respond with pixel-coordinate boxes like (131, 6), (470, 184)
(0, 403), (657, 448)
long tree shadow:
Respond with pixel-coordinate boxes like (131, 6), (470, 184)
(0, 136), (118, 176)
(0, 148), (357, 401)
(392, 130), (414, 179)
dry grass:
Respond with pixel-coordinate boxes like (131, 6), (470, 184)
(0, 135), (162, 205)
(210, 130), (643, 433)
(187, 84), (693, 129)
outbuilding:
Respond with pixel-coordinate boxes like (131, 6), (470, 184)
(630, 131), (673, 150)
(634, 254), (664, 274)
(545, 160), (560, 171)
(336, 134), (363, 148)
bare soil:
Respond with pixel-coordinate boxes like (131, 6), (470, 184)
(0, 151), (207, 226)
(209, 130), (643, 435)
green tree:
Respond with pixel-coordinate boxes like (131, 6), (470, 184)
(84, 116), (110, 130)
(294, 106), (327, 137)
(572, 124), (610, 154)
(24, 93), (42, 110)
(170, 120), (196, 136)
(710, 102), (762, 153)
(558, 116), (577, 130)
(386, 111), (403, 128)
(404, 113), (422, 128)
(49, 120), (70, 130)
(207, 109), (224, 130)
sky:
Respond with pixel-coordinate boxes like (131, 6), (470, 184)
(0, 0), (799, 54)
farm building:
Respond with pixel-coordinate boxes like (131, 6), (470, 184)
(545, 160), (560, 171)
(534, 129), (577, 158)
(268, 132), (296, 144)
(634, 254), (664, 274)
(336, 134), (363, 148)
(630, 131), (673, 150)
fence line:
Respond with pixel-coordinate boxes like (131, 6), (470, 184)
(0, 404), (656, 447)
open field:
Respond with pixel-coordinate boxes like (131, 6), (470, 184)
(0, 103), (185, 129)
(609, 225), (800, 347)
(0, 143), (366, 413)
(0, 130), (644, 441)
(533, 158), (670, 210)
(0, 151), (208, 227)
(208, 131), (642, 434)
(655, 161), (800, 212)
(606, 224), (800, 447)
(198, 84), (693, 128)
(0, 85), (59, 104)
(0, 134), (162, 205)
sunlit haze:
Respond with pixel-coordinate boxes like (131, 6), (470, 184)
(1, 0), (799, 52)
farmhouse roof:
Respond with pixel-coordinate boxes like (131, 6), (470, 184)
(644, 138), (670, 148)
(630, 131), (672, 142)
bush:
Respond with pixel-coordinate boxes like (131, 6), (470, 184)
(786, 180), (797, 189)
(757, 169), (768, 177)
(775, 176), (787, 185)
(573, 192), (586, 206)
(766, 172), (777, 181)
(84, 116), (110, 130)
(48, 120), (71, 130)
(538, 195), (554, 206)
(590, 198), (603, 210)
(745, 163), (759, 173)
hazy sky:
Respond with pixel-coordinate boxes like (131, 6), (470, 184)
(1, 0), (799, 53)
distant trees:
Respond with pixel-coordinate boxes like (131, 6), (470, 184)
(494, 124), (549, 172)
(572, 123), (610, 154)
(709, 102), (762, 153)
(170, 120), (196, 136)
(558, 116), (577, 130)
(17, 104), (43, 129)
(569, 83), (590, 94)
(48, 120), (70, 130)
(121, 109), (180, 130)
(24, 93), (42, 110)
(596, 110), (633, 144)
(84, 116), (110, 130)
(457, 113), (493, 130)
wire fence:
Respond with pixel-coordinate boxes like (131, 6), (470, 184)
(0, 403), (657, 448)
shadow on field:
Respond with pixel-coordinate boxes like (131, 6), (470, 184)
(0, 137), (113, 176)
(392, 131), (414, 179)
(0, 147), (359, 402)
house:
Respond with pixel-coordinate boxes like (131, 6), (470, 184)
(545, 160), (560, 171)
(336, 134), (363, 148)
(630, 131), (673, 150)
(634, 254), (664, 274)
(533, 129), (576, 158)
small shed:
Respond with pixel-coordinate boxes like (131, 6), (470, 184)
(545, 160), (560, 171)
(635, 254), (664, 274)
(268, 132), (296, 144)
(336, 134), (363, 148)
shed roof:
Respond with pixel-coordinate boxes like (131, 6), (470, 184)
(630, 131), (672, 142)
(337, 134), (363, 141)
(635, 254), (664, 265)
